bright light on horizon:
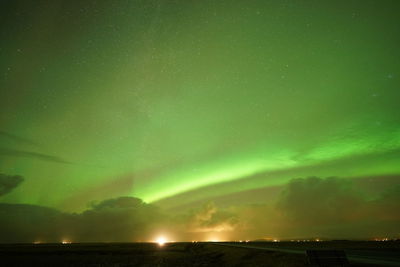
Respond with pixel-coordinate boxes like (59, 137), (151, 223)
(156, 236), (167, 246)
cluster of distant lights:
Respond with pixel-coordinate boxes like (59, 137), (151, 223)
(31, 237), (395, 245)
(154, 236), (224, 246)
(154, 238), (328, 244)
(373, 238), (391, 242)
(33, 240), (72, 244)
(289, 239), (319, 242)
(31, 238), (323, 244)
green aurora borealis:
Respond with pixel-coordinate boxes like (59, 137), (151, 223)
(1, 0), (400, 234)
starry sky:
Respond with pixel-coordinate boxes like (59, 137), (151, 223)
(0, 0), (399, 242)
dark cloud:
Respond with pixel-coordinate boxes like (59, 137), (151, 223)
(0, 131), (39, 146)
(168, 176), (400, 240)
(0, 197), (163, 243)
(0, 203), (67, 243)
(276, 177), (364, 226)
(237, 177), (400, 239)
(76, 197), (162, 242)
(0, 177), (399, 243)
(0, 147), (71, 164)
(89, 196), (145, 210)
(0, 173), (24, 197)
(60, 174), (135, 211)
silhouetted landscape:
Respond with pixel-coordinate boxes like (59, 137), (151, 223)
(1, 241), (399, 266)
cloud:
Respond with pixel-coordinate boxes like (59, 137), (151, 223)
(0, 173), (24, 197)
(177, 201), (238, 233)
(60, 174), (135, 211)
(0, 147), (71, 164)
(276, 177), (364, 226)
(0, 177), (399, 243)
(367, 184), (400, 221)
(76, 197), (162, 242)
(0, 203), (67, 243)
(239, 177), (400, 239)
(0, 196), (163, 243)
(172, 176), (400, 240)
(0, 131), (39, 146)
(0, 131), (71, 164)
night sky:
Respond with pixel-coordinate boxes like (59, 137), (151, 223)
(0, 0), (399, 242)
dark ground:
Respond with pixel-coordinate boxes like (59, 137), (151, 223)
(0, 241), (398, 266)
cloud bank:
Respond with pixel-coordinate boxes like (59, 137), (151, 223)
(0, 197), (162, 243)
(0, 131), (39, 146)
(233, 177), (400, 240)
(0, 176), (399, 243)
(0, 148), (71, 164)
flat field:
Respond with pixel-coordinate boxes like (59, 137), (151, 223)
(0, 241), (398, 266)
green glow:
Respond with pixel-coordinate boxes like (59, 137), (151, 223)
(0, 1), (399, 211)
(140, 149), (299, 202)
(139, 126), (400, 202)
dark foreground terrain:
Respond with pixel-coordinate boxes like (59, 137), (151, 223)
(0, 241), (398, 266)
